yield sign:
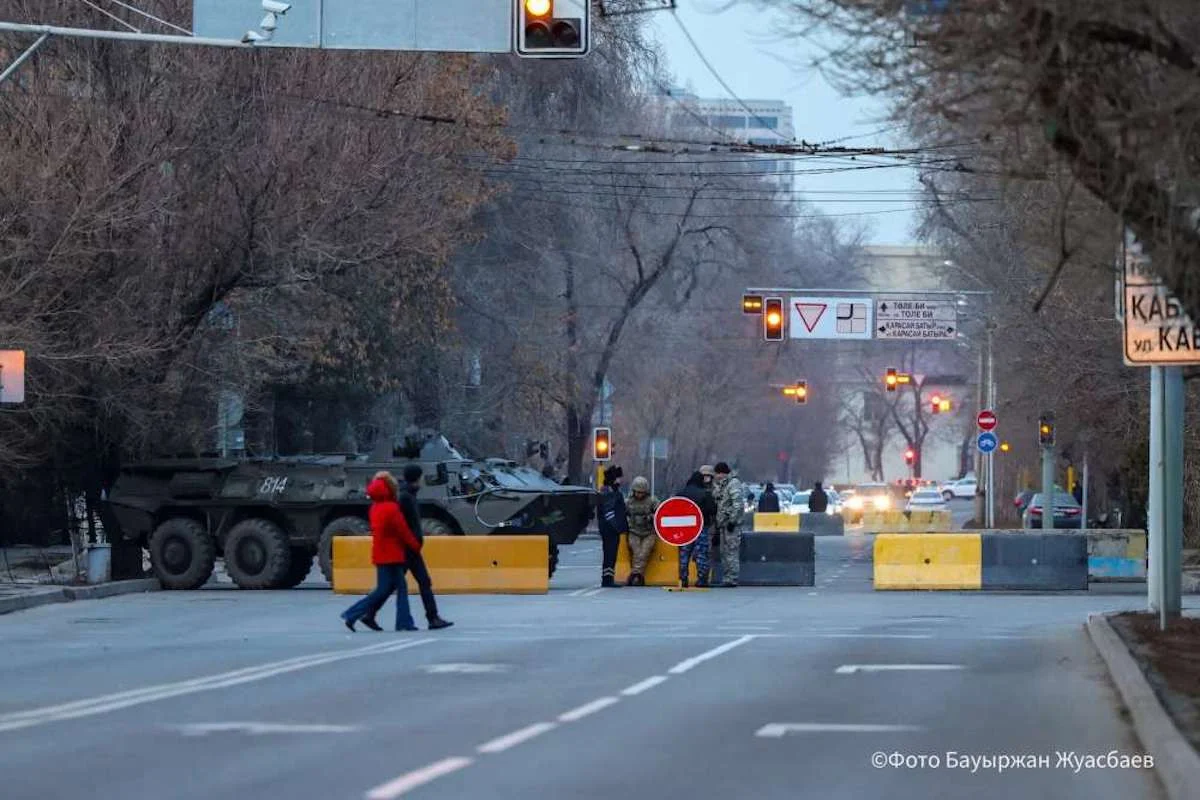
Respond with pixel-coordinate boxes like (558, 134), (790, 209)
(654, 496), (704, 547)
(794, 302), (827, 333)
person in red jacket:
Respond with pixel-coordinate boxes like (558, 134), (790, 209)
(340, 471), (423, 632)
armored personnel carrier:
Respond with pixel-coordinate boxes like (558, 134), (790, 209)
(104, 436), (596, 590)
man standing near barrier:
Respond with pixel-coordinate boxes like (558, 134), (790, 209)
(597, 465), (627, 587)
(713, 462), (745, 587)
(678, 470), (716, 588)
(808, 482), (829, 514)
(398, 464), (453, 630)
(624, 476), (659, 586)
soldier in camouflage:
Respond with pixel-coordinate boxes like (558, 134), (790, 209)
(712, 462), (745, 587)
(624, 476), (659, 586)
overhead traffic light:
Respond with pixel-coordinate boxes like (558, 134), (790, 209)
(593, 426), (611, 461)
(742, 294), (764, 314)
(515, 0), (589, 58)
(904, 447), (915, 466)
(764, 297), (784, 341)
(885, 368), (898, 392)
(795, 381), (808, 405)
(1038, 413), (1055, 447)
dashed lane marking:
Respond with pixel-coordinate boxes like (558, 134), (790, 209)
(476, 722), (558, 754)
(756, 723), (923, 736)
(835, 664), (965, 674)
(558, 697), (619, 722)
(365, 757), (474, 800)
(620, 676), (667, 696)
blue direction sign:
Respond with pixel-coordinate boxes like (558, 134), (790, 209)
(977, 432), (998, 453)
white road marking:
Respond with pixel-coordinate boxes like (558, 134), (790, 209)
(620, 675), (667, 696)
(756, 723), (923, 737)
(835, 664), (965, 675)
(808, 592), (819, 596)
(476, 722), (557, 753)
(725, 619), (779, 624)
(558, 697), (619, 722)
(0, 639), (433, 734)
(172, 722), (360, 736)
(582, 588), (605, 597)
(567, 588), (591, 597)
(365, 756), (474, 799)
(816, 634), (932, 640)
(667, 635), (755, 674)
(422, 663), (509, 674)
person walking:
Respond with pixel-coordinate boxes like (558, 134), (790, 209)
(757, 482), (781, 513)
(713, 462), (746, 587)
(677, 470), (717, 588)
(397, 463), (453, 630)
(808, 481), (829, 514)
(624, 476), (659, 586)
(341, 471), (422, 632)
(597, 465), (628, 587)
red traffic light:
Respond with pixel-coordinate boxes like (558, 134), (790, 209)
(904, 448), (915, 465)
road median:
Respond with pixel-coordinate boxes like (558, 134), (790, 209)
(0, 578), (160, 615)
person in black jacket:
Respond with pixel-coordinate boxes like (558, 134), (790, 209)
(808, 481), (829, 514)
(758, 483), (781, 513)
(597, 465), (627, 587)
(398, 464), (453, 630)
(677, 470), (717, 588)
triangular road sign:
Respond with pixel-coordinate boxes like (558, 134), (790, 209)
(795, 302), (827, 333)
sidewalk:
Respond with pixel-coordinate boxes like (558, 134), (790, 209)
(0, 579), (161, 615)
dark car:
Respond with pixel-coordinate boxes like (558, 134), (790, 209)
(1022, 492), (1083, 529)
(1014, 489), (1035, 515)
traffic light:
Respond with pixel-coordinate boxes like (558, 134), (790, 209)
(742, 294), (764, 314)
(939, 398), (952, 413)
(930, 393), (942, 413)
(593, 426), (611, 461)
(885, 368), (898, 392)
(1000, 441), (1011, 453)
(795, 381), (808, 405)
(904, 447), (915, 466)
(1038, 413), (1055, 447)
(516, 0), (589, 58)
(764, 297), (784, 341)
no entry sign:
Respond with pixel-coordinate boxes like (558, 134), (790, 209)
(977, 410), (997, 432)
(654, 496), (704, 547)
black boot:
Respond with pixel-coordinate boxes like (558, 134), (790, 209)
(428, 617), (454, 630)
(361, 616), (383, 632)
(679, 575), (688, 589)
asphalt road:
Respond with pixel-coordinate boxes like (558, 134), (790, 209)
(0, 536), (1185, 800)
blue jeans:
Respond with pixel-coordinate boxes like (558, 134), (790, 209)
(342, 564), (415, 630)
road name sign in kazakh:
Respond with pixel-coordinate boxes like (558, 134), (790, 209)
(1120, 229), (1200, 366)
(789, 297), (874, 340)
(876, 298), (958, 340)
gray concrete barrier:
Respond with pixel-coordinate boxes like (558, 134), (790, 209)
(798, 513), (845, 536)
(1086, 529), (1147, 581)
(736, 532), (815, 586)
(980, 532), (1088, 591)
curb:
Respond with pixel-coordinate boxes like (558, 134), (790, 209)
(0, 578), (161, 616)
(1086, 613), (1200, 800)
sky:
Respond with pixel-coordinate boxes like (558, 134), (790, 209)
(643, 1), (921, 245)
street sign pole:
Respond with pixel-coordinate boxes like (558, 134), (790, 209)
(1148, 366), (1184, 627)
(1041, 441), (1054, 531)
(986, 325), (995, 528)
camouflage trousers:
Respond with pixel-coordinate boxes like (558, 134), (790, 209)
(627, 533), (657, 575)
(719, 524), (741, 583)
(679, 526), (711, 583)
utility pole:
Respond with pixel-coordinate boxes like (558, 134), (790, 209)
(973, 338), (985, 525)
(985, 325), (996, 528)
(1148, 366), (1184, 628)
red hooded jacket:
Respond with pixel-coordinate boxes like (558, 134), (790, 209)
(367, 476), (422, 565)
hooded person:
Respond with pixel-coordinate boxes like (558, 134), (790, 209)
(596, 465), (627, 587)
(676, 470), (717, 588)
(624, 476), (660, 586)
(340, 471), (422, 632)
(758, 482), (781, 513)
(397, 463), (453, 631)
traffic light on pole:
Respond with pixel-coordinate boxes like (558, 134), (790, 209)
(1000, 441), (1011, 452)
(904, 447), (915, 467)
(885, 367), (898, 391)
(515, 0), (589, 58)
(742, 294), (763, 314)
(795, 381), (808, 405)
(764, 297), (784, 341)
(930, 393), (942, 414)
(1038, 413), (1055, 447)
(593, 426), (611, 461)
(939, 398), (952, 413)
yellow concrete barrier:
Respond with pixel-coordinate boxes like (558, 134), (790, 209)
(874, 533), (982, 590)
(861, 510), (953, 533)
(332, 535), (549, 595)
(753, 512), (800, 533)
(615, 534), (697, 586)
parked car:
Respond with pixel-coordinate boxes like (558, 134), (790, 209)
(940, 477), (977, 501)
(1013, 489), (1035, 516)
(905, 488), (948, 513)
(1022, 492), (1084, 529)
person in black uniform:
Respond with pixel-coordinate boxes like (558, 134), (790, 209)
(597, 465), (627, 587)
(758, 483), (781, 513)
(397, 464), (453, 630)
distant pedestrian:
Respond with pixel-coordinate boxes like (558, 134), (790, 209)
(758, 483), (781, 513)
(808, 482), (829, 514)
(624, 476), (659, 586)
(341, 471), (422, 632)
(398, 464), (453, 631)
(597, 465), (627, 587)
(1072, 483), (1083, 505)
(713, 462), (746, 587)
(677, 470), (717, 588)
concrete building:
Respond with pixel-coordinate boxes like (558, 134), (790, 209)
(825, 245), (977, 487)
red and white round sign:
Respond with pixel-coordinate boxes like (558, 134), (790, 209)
(977, 410), (997, 432)
(654, 496), (704, 547)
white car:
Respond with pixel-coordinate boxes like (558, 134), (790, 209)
(906, 488), (949, 512)
(940, 478), (977, 501)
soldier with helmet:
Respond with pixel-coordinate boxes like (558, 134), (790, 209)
(624, 476), (659, 586)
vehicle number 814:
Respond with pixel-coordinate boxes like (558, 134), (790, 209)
(258, 477), (289, 495)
